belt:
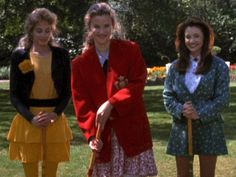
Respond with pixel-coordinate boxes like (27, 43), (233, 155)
(27, 98), (59, 107)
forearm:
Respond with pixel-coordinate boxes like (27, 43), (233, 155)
(10, 94), (34, 121)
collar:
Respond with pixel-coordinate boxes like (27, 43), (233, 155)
(190, 55), (200, 63)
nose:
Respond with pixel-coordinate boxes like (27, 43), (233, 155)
(43, 32), (49, 37)
(40, 31), (50, 38)
(97, 27), (106, 34)
(189, 37), (196, 43)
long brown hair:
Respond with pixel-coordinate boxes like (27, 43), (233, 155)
(175, 16), (215, 74)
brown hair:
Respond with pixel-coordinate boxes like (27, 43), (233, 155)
(17, 8), (59, 49)
(175, 16), (215, 74)
(82, 2), (125, 51)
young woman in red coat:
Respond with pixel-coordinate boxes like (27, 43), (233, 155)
(71, 2), (158, 177)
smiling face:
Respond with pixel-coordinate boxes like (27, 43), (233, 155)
(32, 20), (52, 48)
(184, 26), (204, 57)
(90, 15), (113, 50)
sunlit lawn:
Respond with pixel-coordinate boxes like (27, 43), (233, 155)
(0, 81), (236, 177)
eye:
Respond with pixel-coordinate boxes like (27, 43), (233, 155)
(45, 28), (51, 33)
(185, 34), (191, 40)
(93, 25), (100, 29)
(193, 34), (200, 38)
(35, 28), (43, 33)
(104, 24), (110, 28)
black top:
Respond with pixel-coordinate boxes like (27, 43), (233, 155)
(10, 46), (71, 121)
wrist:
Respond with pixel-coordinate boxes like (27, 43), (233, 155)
(107, 101), (113, 110)
(49, 112), (58, 123)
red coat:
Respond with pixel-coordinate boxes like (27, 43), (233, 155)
(71, 39), (153, 162)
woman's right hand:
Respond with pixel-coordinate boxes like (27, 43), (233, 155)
(89, 137), (103, 152)
(96, 101), (113, 131)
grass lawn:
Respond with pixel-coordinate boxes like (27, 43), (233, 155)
(0, 82), (236, 177)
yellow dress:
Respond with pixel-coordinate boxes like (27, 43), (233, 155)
(7, 52), (73, 163)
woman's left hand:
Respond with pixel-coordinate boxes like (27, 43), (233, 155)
(89, 137), (103, 152)
(96, 101), (113, 131)
(115, 75), (128, 90)
(36, 112), (58, 127)
(183, 101), (199, 120)
(45, 112), (58, 123)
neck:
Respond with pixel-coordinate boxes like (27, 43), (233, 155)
(31, 44), (51, 56)
(95, 42), (110, 54)
(190, 51), (201, 58)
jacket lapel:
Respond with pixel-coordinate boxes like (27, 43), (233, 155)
(106, 40), (122, 98)
(85, 47), (108, 106)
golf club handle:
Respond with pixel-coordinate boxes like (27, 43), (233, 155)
(188, 119), (194, 177)
(87, 125), (102, 177)
(188, 119), (193, 155)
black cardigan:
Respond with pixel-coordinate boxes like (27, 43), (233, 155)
(10, 46), (71, 121)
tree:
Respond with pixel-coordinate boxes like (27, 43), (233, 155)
(0, 0), (235, 67)
(0, 0), (93, 65)
(114, 0), (236, 65)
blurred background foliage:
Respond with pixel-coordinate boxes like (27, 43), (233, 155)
(0, 0), (235, 67)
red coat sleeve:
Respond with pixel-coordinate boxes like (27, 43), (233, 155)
(71, 58), (97, 141)
(108, 42), (147, 116)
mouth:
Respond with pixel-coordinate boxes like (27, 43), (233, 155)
(98, 35), (107, 39)
(189, 45), (198, 49)
(39, 39), (49, 43)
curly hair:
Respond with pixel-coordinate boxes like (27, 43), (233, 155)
(17, 8), (59, 49)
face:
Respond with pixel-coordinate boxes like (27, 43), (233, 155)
(32, 20), (52, 47)
(184, 26), (204, 57)
(90, 15), (113, 49)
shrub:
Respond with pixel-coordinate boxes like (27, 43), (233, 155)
(147, 66), (166, 81)
(0, 66), (10, 80)
(212, 46), (221, 55)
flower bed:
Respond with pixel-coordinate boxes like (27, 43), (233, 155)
(146, 63), (236, 85)
(230, 64), (236, 82)
(147, 66), (166, 85)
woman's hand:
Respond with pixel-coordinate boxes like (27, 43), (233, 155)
(89, 137), (103, 152)
(44, 112), (58, 123)
(115, 75), (128, 90)
(31, 111), (58, 128)
(96, 101), (113, 131)
(183, 101), (199, 120)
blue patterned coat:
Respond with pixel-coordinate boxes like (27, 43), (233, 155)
(163, 56), (230, 156)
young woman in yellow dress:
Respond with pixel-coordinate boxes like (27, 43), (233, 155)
(7, 8), (72, 177)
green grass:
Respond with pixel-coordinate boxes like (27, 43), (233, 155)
(0, 82), (236, 177)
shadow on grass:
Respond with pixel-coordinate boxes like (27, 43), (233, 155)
(0, 90), (87, 148)
(144, 85), (236, 142)
(1, 85), (236, 150)
(144, 86), (172, 143)
(0, 90), (15, 148)
(224, 86), (236, 140)
(65, 103), (88, 145)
